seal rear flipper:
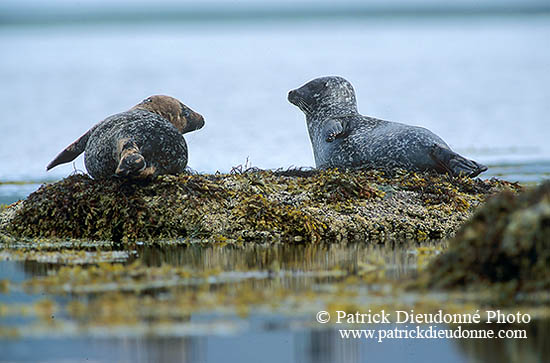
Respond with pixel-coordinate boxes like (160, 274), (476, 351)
(429, 144), (488, 177)
(115, 139), (156, 179)
(115, 152), (147, 177)
(46, 130), (91, 170)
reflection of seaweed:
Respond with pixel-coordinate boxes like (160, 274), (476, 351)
(3, 238), (548, 359)
(5, 168), (519, 243)
(420, 182), (550, 296)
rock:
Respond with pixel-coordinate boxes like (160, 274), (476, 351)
(0, 201), (22, 230)
(0, 169), (519, 243)
(421, 181), (550, 293)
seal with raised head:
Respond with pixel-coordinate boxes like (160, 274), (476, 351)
(288, 76), (487, 177)
(46, 95), (205, 179)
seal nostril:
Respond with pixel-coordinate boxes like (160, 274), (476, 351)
(288, 90), (296, 101)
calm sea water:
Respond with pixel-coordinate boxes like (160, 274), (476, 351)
(1, 14), (550, 204)
(2, 242), (547, 363)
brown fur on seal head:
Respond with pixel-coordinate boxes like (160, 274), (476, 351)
(132, 95), (204, 134)
(46, 95), (204, 179)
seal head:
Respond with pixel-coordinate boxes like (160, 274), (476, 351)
(46, 95), (204, 179)
(288, 76), (487, 177)
(288, 76), (357, 117)
(132, 95), (205, 134)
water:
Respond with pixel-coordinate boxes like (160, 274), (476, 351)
(1, 242), (547, 362)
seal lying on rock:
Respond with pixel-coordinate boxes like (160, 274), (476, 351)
(46, 95), (204, 179)
(288, 76), (487, 177)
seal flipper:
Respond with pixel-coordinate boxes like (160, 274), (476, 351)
(115, 139), (155, 179)
(323, 119), (345, 142)
(46, 130), (91, 170)
(115, 152), (146, 177)
(429, 144), (488, 178)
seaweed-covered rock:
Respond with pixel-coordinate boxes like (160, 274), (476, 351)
(421, 181), (550, 293)
(0, 201), (22, 231)
(1, 169), (518, 243)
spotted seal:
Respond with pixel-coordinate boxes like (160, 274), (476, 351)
(288, 76), (487, 177)
(46, 95), (204, 179)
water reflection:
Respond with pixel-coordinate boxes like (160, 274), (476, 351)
(0, 241), (547, 362)
(454, 319), (550, 363)
(299, 329), (360, 363)
(135, 241), (423, 277)
(107, 336), (205, 363)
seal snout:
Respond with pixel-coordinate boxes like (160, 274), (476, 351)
(181, 110), (205, 134)
(287, 89), (301, 106)
(287, 89), (296, 103)
(193, 113), (205, 129)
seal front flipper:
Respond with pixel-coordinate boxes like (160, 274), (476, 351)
(323, 119), (345, 142)
(46, 130), (91, 170)
(429, 144), (488, 177)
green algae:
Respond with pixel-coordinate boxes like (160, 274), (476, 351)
(1, 169), (520, 243)
(418, 181), (550, 299)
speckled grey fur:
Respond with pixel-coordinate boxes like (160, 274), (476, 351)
(288, 76), (487, 177)
(47, 96), (204, 179)
(83, 109), (188, 178)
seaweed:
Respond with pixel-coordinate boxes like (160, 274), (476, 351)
(2, 168), (519, 243)
(418, 181), (550, 296)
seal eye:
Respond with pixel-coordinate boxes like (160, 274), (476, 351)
(144, 98), (152, 103)
(181, 108), (190, 118)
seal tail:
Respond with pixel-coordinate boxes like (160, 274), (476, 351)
(115, 139), (156, 179)
(429, 144), (488, 178)
(46, 130), (91, 171)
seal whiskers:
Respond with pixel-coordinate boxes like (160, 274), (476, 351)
(297, 99), (313, 115)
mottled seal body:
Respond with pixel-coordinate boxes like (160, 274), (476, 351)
(288, 76), (487, 177)
(47, 95), (204, 179)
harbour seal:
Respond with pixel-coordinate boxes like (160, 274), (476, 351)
(46, 95), (204, 179)
(288, 76), (487, 177)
